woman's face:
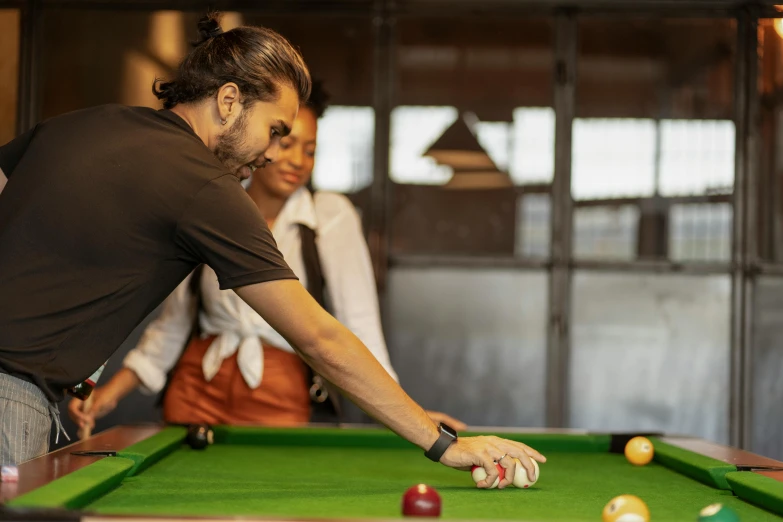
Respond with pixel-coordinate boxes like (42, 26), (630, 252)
(250, 106), (317, 199)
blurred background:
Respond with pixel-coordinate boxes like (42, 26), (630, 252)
(1, 0), (783, 459)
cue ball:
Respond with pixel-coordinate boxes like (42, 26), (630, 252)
(511, 457), (539, 489)
(698, 503), (740, 522)
(186, 424), (213, 450)
(401, 484), (441, 517)
(470, 463), (505, 489)
(624, 437), (654, 466)
(602, 494), (650, 522)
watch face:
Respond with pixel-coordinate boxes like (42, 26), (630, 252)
(440, 423), (458, 438)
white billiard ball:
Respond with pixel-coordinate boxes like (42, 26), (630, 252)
(512, 457), (539, 489)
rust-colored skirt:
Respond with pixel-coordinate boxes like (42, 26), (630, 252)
(163, 335), (311, 426)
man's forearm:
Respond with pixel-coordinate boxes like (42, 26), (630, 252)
(0, 168), (7, 195)
(237, 280), (546, 487)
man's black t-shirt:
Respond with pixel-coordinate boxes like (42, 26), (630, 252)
(0, 104), (297, 401)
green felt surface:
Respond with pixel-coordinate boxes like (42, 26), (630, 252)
(119, 426), (187, 476)
(215, 425), (611, 454)
(8, 457), (134, 509)
(651, 437), (737, 490)
(84, 444), (783, 521)
(727, 472), (783, 517)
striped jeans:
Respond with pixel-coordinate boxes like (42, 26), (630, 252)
(0, 373), (52, 466)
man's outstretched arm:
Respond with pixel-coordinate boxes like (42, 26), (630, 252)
(235, 279), (545, 489)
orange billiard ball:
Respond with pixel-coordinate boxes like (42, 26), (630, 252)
(602, 495), (650, 522)
(624, 437), (654, 466)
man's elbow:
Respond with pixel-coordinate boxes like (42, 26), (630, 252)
(294, 316), (349, 370)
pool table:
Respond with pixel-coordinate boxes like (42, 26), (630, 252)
(2, 425), (783, 521)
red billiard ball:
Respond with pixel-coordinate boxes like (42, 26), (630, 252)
(471, 463), (506, 488)
(402, 484), (441, 517)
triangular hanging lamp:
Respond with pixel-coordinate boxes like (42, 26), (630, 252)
(423, 113), (512, 189)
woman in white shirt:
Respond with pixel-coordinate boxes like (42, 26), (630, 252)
(69, 83), (464, 430)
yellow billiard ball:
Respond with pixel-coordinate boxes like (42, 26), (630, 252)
(602, 494), (650, 522)
(625, 437), (654, 466)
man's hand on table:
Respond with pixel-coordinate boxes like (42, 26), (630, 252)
(441, 435), (546, 489)
(421, 411), (543, 489)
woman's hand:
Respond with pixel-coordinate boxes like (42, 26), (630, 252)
(67, 367), (142, 435)
(425, 410), (467, 431)
(67, 387), (119, 433)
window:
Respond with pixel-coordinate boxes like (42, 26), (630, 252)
(312, 106), (375, 193)
(670, 203), (732, 262)
(574, 17), (735, 262)
(511, 107), (555, 185)
(516, 194), (551, 258)
(390, 106), (555, 187)
(572, 119), (657, 200)
(659, 120), (735, 196)
(390, 16), (553, 258)
(390, 106), (457, 185)
(574, 206), (639, 261)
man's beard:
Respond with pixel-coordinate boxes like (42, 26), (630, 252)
(214, 109), (251, 173)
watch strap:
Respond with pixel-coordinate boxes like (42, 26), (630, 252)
(424, 423), (457, 462)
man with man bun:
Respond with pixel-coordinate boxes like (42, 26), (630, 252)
(0, 14), (544, 488)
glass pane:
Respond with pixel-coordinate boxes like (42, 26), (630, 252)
(659, 120), (735, 196)
(516, 193), (551, 258)
(669, 203), (732, 262)
(391, 16), (554, 257)
(572, 119), (656, 200)
(390, 106), (458, 185)
(573, 205), (639, 260)
(386, 267), (547, 427)
(572, 118), (735, 200)
(570, 272), (730, 443)
(0, 9), (20, 144)
(391, 106), (555, 186)
(311, 106), (374, 193)
(575, 17), (735, 261)
(753, 276), (783, 461)
(511, 107), (555, 184)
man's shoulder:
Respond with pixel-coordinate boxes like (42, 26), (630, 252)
(186, 175), (253, 215)
(37, 104), (231, 190)
(43, 104), (193, 137)
(44, 104), (150, 123)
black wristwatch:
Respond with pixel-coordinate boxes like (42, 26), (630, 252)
(424, 422), (458, 462)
